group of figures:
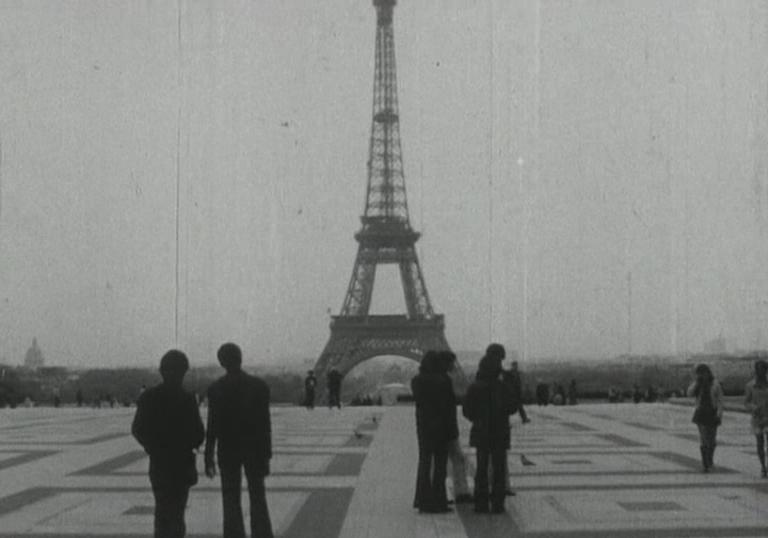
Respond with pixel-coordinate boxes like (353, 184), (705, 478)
(303, 367), (342, 409)
(131, 343), (274, 538)
(411, 343), (527, 515)
(690, 359), (768, 476)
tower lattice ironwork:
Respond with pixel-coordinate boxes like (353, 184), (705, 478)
(314, 0), (457, 391)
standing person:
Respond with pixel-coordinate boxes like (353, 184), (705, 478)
(327, 368), (342, 409)
(463, 343), (514, 514)
(535, 382), (549, 406)
(304, 370), (316, 409)
(412, 351), (453, 513)
(567, 379), (578, 405)
(744, 359), (768, 477)
(437, 350), (472, 504)
(205, 343), (273, 538)
(131, 350), (205, 538)
(75, 388), (84, 407)
(503, 361), (529, 423)
(633, 384), (643, 404)
(687, 364), (724, 472)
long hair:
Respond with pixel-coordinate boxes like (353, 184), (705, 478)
(694, 363), (713, 397)
(420, 350), (439, 374)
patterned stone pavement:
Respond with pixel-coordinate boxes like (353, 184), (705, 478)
(1, 402), (767, 537)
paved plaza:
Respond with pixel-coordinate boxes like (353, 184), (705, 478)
(1, 402), (768, 537)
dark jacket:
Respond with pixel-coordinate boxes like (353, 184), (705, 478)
(462, 375), (514, 449)
(132, 383), (205, 485)
(411, 372), (455, 449)
(205, 370), (272, 466)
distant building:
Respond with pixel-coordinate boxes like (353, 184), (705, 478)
(24, 338), (44, 370)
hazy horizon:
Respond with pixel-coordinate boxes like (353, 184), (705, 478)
(3, 1), (768, 368)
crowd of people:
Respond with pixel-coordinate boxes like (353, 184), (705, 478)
(127, 341), (768, 535)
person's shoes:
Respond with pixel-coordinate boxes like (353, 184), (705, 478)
(522, 418), (531, 424)
(474, 505), (489, 513)
(454, 493), (474, 504)
(505, 488), (516, 496)
(491, 505), (506, 514)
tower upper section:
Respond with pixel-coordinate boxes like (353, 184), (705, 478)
(362, 0), (411, 229)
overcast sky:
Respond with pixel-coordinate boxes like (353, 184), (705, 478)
(2, 0), (768, 368)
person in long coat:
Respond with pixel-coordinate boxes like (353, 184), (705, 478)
(412, 351), (454, 513)
(462, 344), (514, 514)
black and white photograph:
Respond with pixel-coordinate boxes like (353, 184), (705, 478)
(2, 0), (768, 536)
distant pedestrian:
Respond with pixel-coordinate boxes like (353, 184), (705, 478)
(744, 359), (768, 477)
(567, 379), (578, 405)
(304, 370), (316, 409)
(327, 368), (342, 409)
(131, 350), (205, 538)
(205, 342), (274, 538)
(412, 351), (453, 513)
(632, 384), (643, 404)
(75, 389), (84, 407)
(463, 343), (515, 514)
(535, 382), (549, 406)
(437, 350), (472, 504)
(687, 364), (723, 472)
(503, 361), (529, 423)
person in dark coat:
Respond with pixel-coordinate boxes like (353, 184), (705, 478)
(304, 370), (316, 409)
(535, 382), (549, 406)
(132, 349), (205, 538)
(327, 367), (343, 409)
(205, 343), (274, 538)
(412, 350), (454, 513)
(463, 343), (514, 514)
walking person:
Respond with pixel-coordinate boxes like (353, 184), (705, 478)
(437, 350), (472, 504)
(304, 370), (316, 409)
(132, 350), (205, 538)
(744, 359), (768, 477)
(687, 364), (723, 472)
(412, 351), (454, 513)
(463, 343), (515, 514)
(205, 343), (274, 538)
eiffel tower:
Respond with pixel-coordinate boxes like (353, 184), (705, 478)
(313, 0), (454, 391)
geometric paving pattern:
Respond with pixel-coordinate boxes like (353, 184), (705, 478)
(0, 406), (380, 537)
(2, 402), (768, 537)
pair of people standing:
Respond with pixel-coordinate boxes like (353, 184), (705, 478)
(132, 343), (273, 538)
(411, 350), (471, 513)
(303, 368), (343, 409)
